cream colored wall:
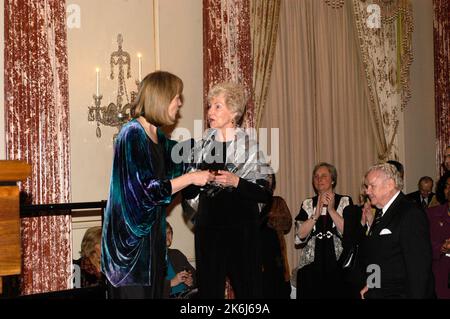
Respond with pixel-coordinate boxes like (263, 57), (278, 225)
(159, 0), (203, 262)
(0, 0), (4, 159)
(402, 0), (437, 193)
(67, 0), (156, 203)
(67, 0), (203, 261)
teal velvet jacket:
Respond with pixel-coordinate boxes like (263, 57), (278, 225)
(101, 119), (182, 287)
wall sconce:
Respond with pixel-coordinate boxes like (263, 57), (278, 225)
(88, 34), (142, 138)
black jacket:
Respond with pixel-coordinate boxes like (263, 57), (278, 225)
(361, 192), (435, 299)
(406, 190), (435, 209)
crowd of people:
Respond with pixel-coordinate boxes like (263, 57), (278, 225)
(94, 70), (449, 299)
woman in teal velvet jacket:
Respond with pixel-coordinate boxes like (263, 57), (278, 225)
(101, 71), (214, 299)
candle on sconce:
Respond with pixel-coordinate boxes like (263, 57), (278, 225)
(95, 67), (100, 96)
(137, 53), (142, 82)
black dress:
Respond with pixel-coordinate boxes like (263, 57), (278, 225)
(295, 194), (352, 299)
(183, 141), (272, 299)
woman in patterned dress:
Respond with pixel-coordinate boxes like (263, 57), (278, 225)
(294, 162), (353, 299)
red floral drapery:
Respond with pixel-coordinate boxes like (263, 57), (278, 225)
(4, 0), (72, 294)
(433, 0), (450, 175)
(203, 0), (254, 128)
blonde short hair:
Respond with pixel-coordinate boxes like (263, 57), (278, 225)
(131, 71), (183, 126)
(365, 163), (404, 191)
(207, 82), (247, 125)
(80, 226), (102, 259)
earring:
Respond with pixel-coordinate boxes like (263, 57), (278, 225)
(231, 119), (235, 126)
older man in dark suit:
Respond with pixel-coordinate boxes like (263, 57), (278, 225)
(406, 176), (435, 210)
(360, 163), (435, 299)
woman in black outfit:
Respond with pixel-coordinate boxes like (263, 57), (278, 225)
(294, 162), (353, 299)
(183, 82), (272, 299)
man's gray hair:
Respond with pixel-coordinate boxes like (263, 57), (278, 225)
(366, 163), (404, 191)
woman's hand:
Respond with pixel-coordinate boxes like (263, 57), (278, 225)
(361, 200), (373, 226)
(322, 191), (335, 213)
(322, 191), (344, 234)
(315, 194), (324, 220)
(214, 170), (240, 188)
(184, 271), (194, 287)
(190, 170), (215, 186)
(171, 270), (190, 287)
(171, 170), (215, 194)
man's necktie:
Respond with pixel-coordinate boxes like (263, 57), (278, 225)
(421, 198), (428, 209)
(369, 208), (383, 236)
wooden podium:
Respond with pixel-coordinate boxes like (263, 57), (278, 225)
(0, 160), (31, 293)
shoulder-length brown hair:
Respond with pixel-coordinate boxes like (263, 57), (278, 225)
(131, 71), (183, 126)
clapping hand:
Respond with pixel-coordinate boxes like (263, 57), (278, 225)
(361, 199), (374, 226)
(321, 191), (335, 213)
(315, 194), (325, 219)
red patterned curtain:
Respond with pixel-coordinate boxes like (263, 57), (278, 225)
(433, 0), (450, 175)
(4, 0), (72, 294)
(203, 0), (254, 128)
